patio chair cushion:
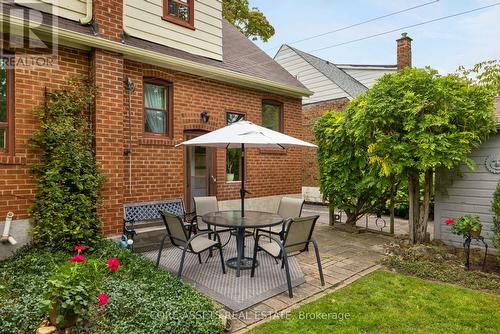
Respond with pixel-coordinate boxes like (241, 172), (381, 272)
(259, 239), (281, 257)
(186, 236), (219, 253)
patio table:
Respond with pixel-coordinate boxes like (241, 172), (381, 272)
(202, 210), (283, 277)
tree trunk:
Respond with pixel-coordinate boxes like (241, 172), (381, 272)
(345, 213), (358, 226)
(408, 169), (433, 243)
(408, 169), (420, 243)
(416, 169), (433, 242)
(389, 181), (397, 235)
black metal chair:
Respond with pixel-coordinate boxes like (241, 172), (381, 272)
(251, 215), (324, 298)
(193, 196), (234, 247)
(256, 196), (305, 241)
(157, 211), (226, 279)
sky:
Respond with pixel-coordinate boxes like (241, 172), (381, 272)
(250, 0), (500, 74)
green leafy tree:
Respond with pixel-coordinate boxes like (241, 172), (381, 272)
(30, 79), (104, 251)
(223, 0), (275, 42)
(458, 59), (500, 96)
(350, 67), (496, 243)
(315, 105), (394, 226)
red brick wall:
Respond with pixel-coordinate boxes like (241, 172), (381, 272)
(122, 61), (303, 212)
(302, 98), (349, 187)
(0, 46), (303, 235)
(92, 49), (125, 235)
(0, 47), (90, 221)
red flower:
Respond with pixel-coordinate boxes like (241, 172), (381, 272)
(74, 245), (86, 252)
(445, 218), (455, 225)
(69, 254), (85, 263)
(106, 257), (120, 272)
(97, 293), (109, 307)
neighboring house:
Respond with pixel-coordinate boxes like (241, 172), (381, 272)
(0, 0), (311, 249)
(434, 96), (500, 252)
(274, 34), (412, 202)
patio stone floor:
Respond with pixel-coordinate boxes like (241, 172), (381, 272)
(226, 213), (396, 333)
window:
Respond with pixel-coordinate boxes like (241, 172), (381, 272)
(163, 0), (195, 29)
(226, 112), (244, 182)
(0, 53), (14, 153)
(144, 78), (172, 136)
(262, 100), (283, 132)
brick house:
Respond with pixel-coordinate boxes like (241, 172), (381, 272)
(274, 34), (412, 202)
(0, 0), (311, 243)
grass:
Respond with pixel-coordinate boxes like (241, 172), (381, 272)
(0, 240), (223, 334)
(248, 271), (500, 334)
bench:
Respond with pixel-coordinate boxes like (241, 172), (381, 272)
(123, 199), (196, 249)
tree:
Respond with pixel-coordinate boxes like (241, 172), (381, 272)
(315, 104), (394, 226)
(30, 79), (104, 251)
(350, 67), (496, 243)
(458, 59), (500, 96)
(223, 0), (275, 42)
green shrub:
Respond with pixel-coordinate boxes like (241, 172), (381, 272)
(29, 78), (104, 251)
(0, 240), (223, 334)
(492, 180), (500, 264)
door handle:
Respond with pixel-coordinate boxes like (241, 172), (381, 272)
(211, 175), (217, 183)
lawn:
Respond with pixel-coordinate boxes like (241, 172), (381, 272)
(0, 241), (223, 334)
(249, 271), (500, 334)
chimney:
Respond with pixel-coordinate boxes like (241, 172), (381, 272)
(396, 32), (412, 70)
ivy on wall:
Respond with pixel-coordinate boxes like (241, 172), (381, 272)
(29, 78), (104, 251)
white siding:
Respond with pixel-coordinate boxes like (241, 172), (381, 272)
(124, 0), (223, 60)
(434, 134), (500, 251)
(274, 45), (348, 104)
(15, 0), (87, 22)
(341, 68), (396, 88)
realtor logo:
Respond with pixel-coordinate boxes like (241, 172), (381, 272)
(0, 0), (59, 68)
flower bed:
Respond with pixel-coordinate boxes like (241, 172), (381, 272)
(0, 240), (223, 333)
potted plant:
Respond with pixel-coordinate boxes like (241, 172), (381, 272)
(40, 245), (119, 329)
(445, 215), (482, 238)
(226, 150), (237, 181)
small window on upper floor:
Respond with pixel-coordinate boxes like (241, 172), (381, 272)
(163, 0), (195, 30)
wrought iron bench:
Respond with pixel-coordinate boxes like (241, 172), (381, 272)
(123, 199), (196, 250)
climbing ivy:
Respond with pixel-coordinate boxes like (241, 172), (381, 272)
(29, 78), (104, 251)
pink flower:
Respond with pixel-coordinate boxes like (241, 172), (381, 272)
(97, 293), (109, 307)
(445, 218), (455, 225)
(74, 245), (86, 252)
(106, 257), (120, 272)
(69, 254), (85, 263)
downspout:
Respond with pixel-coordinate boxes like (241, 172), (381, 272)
(1, 212), (17, 245)
(124, 77), (135, 195)
(79, 0), (93, 25)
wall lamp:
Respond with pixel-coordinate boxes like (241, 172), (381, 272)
(200, 111), (210, 123)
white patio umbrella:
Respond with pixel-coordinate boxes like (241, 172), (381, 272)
(176, 121), (316, 217)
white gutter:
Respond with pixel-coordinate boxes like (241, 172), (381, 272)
(79, 0), (93, 25)
(1, 15), (312, 98)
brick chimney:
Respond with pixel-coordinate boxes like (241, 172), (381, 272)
(396, 32), (412, 70)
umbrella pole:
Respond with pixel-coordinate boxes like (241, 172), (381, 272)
(240, 143), (245, 217)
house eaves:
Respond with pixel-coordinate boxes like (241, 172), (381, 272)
(285, 45), (368, 98)
(0, 6), (312, 98)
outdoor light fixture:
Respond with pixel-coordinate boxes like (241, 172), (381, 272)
(200, 111), (210, 123)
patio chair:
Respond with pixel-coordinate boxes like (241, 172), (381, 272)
(258, 196), (305, 240)
(251, 215), (324, 298)
(157, 211), (226, 279)
(193, 196), (234, 247)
